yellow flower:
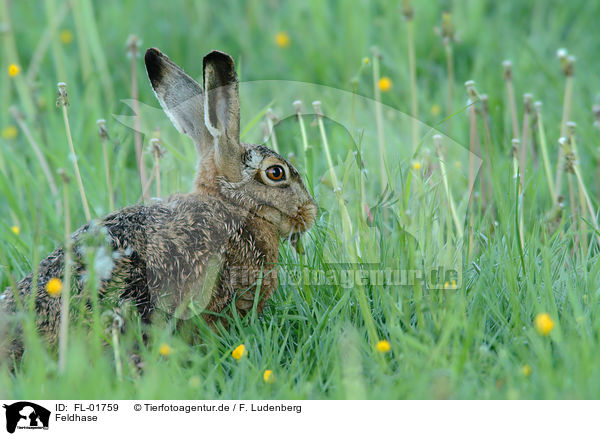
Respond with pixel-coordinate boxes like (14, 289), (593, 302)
(159, 343), (172, 356)
(534, 313), (555, 336)
(378, 77), (392, 92)
(232, 344), (247, 360)
(8, 64), (20, 77)
(430, 104), (442, 116)
(45, 278), (63, 297)
(362, 57), (370, 65)
(412, 161), (422, 170)
(376, 340), (391, 353)
(2, 125), (18, 140)
(451, 279), (456, 288)
(10, 226), (20, 235)
(274, 31), (290, 48)
(59, 29), (74, 45)
(444, 281), (450, 289)
(263, 369), (274, 383)
(522, 364), (532, 377)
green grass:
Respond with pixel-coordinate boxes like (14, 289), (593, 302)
(2, 0), (600, 399)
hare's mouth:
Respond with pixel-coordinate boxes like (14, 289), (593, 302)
(288, 201), (318, 234)
(284, 202), (317, 251)
(251, 201), (317, 238)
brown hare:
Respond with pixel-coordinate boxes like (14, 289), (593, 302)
(0, 48), (317, 359)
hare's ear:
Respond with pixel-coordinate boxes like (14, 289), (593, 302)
(203, 50), (242, 182)
(144, 48), (212, 156)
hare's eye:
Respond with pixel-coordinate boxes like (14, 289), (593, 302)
(265, 165), (286, 181)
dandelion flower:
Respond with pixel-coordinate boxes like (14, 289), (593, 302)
(534, 313), (555, 336)
(378, 77), (392, 92)
(10, 226), (20, 235)
(232, 344), (247, 360)
(522, 364), (532, 377)
(59, 29), (74, 45)
(274, 31), (290, 48)
(8, 64), (20, 77)
(430, 104), (442, 116)
(45, 278), (63, 297)
(362, 57), (370, 65)
(376, 340), (391, 353)
(444, 281), (450, 289)
(412, 161), (422, 170)
(2, 125), (18, 140)
(159, 343), (172, 356)
(263, 369), (274, 383)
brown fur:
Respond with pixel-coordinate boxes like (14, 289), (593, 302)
(0, 49), (317, 360)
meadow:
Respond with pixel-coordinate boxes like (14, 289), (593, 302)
(1, 0), (600, 399)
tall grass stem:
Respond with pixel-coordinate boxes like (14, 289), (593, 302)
(370, 47), (388, 192)
(58, 169), (72, 374)
(58, 82), (91, 221)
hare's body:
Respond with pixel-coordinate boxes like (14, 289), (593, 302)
(0, 48), (317, 360)
(1, 190), (279, 354)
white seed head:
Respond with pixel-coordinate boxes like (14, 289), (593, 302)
(97, 119), (108, 138)
(57, 82), (67, 96)
(126, 34), (141, 58)
(502, 61), (513, 79)
(312, 101), (323, 116)
(56, 82), (68, 105)
(556, 48), (567, 59)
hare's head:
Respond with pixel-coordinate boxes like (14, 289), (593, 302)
(144, 48), (317, 238)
